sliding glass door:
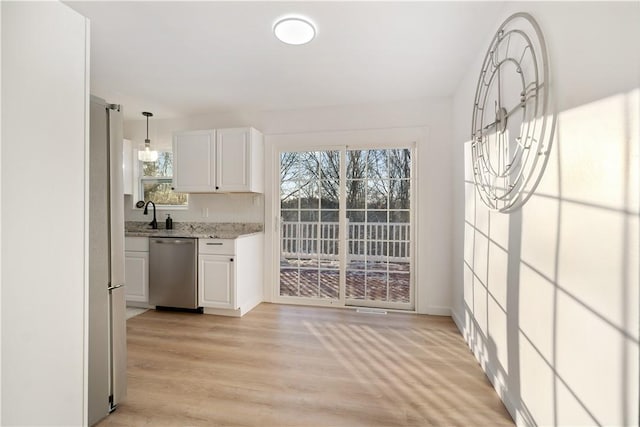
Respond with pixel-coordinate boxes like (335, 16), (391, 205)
(278, 147), (413, 309)
(344, 149), (412, 307)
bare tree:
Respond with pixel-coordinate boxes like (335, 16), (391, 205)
(279, 148), (411, 220)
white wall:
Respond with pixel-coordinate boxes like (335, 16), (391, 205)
(1, 2), (89, 425)
(452, 2), (639, 426)
(125, 97), (454, 314)
(0, 1), (3, 420)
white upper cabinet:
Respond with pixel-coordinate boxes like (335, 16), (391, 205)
(172, 130), (216, 192)
(216, 127), (263, 192)
(172, 127), (263, 193)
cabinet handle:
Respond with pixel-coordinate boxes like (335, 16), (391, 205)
(215, 186), (219, 190)
(206, 243), (223, 246)
(171, 187), (175, 190)
(230, 258), (234, 262)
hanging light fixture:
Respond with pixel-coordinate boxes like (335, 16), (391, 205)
(138, 111), (158, 162)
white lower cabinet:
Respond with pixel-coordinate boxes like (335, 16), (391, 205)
(199, 255), (234, 308)
(124, 252), (148, 303)
(125, 237), (149, 304)
(198, 233), (263, 314)
(124, 233), (263, 314)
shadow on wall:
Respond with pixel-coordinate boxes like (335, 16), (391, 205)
(460, 89), (639, 426)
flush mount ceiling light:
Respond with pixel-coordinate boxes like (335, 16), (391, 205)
(138, 111), (158, 162)
(273, 17), (316, 45)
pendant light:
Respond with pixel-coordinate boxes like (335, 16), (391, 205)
(138, 111), (158, 162)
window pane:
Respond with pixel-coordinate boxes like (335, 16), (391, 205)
(320, 180), (339, 209)
(389, 180), (410, 209)
(280, 152), (303, 182)
(367, 180), (388, 209)
(346, 180), (365, 209)
(367, 149), (389, 179)
(281, 189), (299, 210)
(143, 181), (187, 206)
(346, 150), (367, 179)
(389, 273), (410, 303)
(142, 152), (173, 177)
(300, 210), (318, 222)
(319, 271), (339, 299)
(301, 152), (319, 179)
(367, 211), (387, 223)
(281, 210), (299, 222)
(347, 210), (365, 223)
(279, 268), (299, 297)
(320, 210), (339, 222)
(389, 211), (409, 223)
(366, 272), (389, 301)
(318, 151), (340, 180)
(300, 182), (318, 209)
(389, 149), (411, 179)
(299, 270), (319, 298)
(346, 270), (366, 299)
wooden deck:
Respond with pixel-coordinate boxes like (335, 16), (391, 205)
(280, 260), (411, 302)
(97, 303), (513, 427)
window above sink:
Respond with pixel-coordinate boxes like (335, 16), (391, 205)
(137, 151), (188, 209)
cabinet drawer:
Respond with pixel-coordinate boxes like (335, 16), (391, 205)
(198, 239), (235, 255)
(125, 236), (149, 252)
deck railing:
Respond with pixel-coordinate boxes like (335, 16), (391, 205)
(281, 221), (410, 262)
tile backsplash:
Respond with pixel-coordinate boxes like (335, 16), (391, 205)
(125, 193), (264, 223)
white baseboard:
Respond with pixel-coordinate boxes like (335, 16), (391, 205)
(453, 308), (519, 426)
(202, 298), (263, 318)
(451, 309), (464, 333)
(481, 355), (519, 424)
(239, 298), (262, 316)
(203, 307), (243, 317)
(125, 301), (153, 309)
(423, 305), (451, 316)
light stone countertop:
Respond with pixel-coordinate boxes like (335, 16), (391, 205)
(125, 221), (263, 239)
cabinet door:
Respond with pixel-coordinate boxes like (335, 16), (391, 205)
(173, 130), (216, 192)
(198, 254), (235, 308)
(124, 251), (148, 303)
(216, 128), (250, 192)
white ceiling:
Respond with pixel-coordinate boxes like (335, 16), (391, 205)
(66, 1), (506, 120)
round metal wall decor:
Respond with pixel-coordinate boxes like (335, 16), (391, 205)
(470, 12), (552, 212)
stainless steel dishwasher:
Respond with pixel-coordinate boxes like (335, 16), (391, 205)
(149, 237), (199, 310)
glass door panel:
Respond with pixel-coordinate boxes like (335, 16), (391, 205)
(345, 149), (412, 307)
(280, 151), (340, 300)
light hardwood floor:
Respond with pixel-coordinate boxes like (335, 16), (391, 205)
(98, 303), (513, 427)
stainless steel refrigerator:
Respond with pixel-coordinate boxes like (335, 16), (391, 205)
(88, 95), (127, 425)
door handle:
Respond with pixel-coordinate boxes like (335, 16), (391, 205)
(108, 283), (125, 290)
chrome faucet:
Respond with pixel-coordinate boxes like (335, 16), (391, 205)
(143, 201), (157, 229)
